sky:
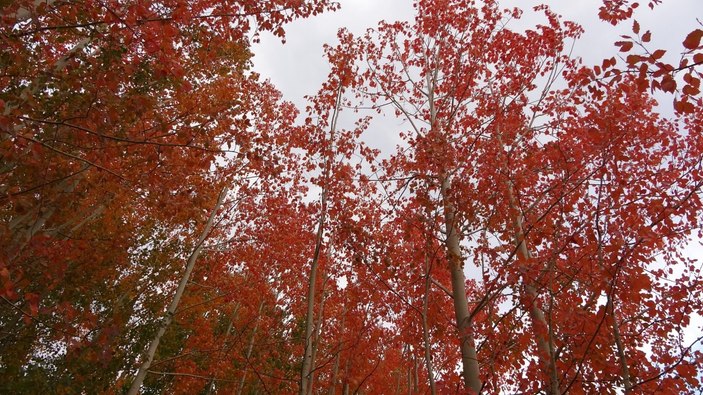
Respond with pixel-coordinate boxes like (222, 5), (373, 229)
(252, 0), (700, 111)
(251, 0), (702, 345)
(251, 0), (700, 155)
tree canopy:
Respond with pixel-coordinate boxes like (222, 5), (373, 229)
(1, 0), (701, 394)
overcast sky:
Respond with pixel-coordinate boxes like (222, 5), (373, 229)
(251, 0), (700, 158)
(253, 0), (700, 109)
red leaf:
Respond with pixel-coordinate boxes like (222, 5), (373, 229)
(683, 73), (700, 89)
(682, 84), (699, 96)
(661, 76), (676, 92)
(617, 41), (634, 52)
(642, 31), (651, 42)
(25, 292), (39, 317)
(651, 49), (666, 60)
(633, 20), (640, 34)
(674, 98), (695, 113)
(683, 29), (703, 50)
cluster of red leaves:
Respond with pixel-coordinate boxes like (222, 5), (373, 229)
(594, 1), (702, 114)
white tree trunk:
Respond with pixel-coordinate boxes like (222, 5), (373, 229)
(127, 187), (228, 395)
(441, 177), (482, 394)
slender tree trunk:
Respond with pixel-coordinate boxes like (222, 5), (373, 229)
(307, 279), (328, 395)
(237, 300), (265, 395)
(328, 349), (341, 395)
(507, 181), (559, 395)
(421, 53), (481, 392)
(422, 272), (437, 395)
(610, 304), (632, 393)
(412, 355), (419, 393)
(14, 0), (58, 23)
(3, 41), (90, 118)
(206, 300), (243, 393)
(302, 85), (342, 395)
(7, 174), (83, 263)
(327, 299), (347, 395)
(522, 280), (560, 395)
(127, 187), (228, 395)
(595, 196), (632, 394)
(422, 234), (437, 395)
(402, 344), (412, 394)
(301, 194), (326, 395)
(440, 176), (482, 394)
(1, 25), (97, 194)
(496, 130), (559, 395)
(342, 358), (350, 395)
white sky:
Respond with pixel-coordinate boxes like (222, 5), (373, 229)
(253, 0), (701, 111)
(252, 0), (700, 155)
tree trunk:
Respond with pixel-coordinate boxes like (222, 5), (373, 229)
(507, 183), (559, 395)
(422, 239), (437, 395)
(496, 130), (559, 395)
(301, 193), (326, 395)
(342, 358), (351, 395)
(328, 349), (341, 395)
(610, 302), (632, 393)
(237, 300), (265, 395)
(308, 277), (328, 395)
(301, 85), (342, 395)
(440, 176), (482, 394)
(412, 355), (419, 393)
(206, 300), (243, 393)
(127, 187), (228, 395)
(7, 174), (83, 263)
(327, 298), (347, 395)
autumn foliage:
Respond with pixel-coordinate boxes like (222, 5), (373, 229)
(1, 0), (701, 394)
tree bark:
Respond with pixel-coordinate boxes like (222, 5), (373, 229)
(422, 235), (437, 395)
(7, 174), (83, 263)
(308, 276), (328, 395)
(496, 130), (559, 395)
(300, 189), (326, 395)
(610, 302), (632, 393)
(301, 85), (342, 395)
(342, 357), (350, 395)
(13, 0), (58, 23)
(440, 176), (482, 394)
(327, 298), (347, 395)
(127, 187), (228, 395)
(506, 179), (560, 395)
(237, 300), (265, 395)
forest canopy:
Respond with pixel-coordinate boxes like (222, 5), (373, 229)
(1, 0), (701, 394)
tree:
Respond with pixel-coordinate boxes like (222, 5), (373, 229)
(330, 0), (702, 392)
(2, 0), (701, 393)
(0, 0), (335, 392)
